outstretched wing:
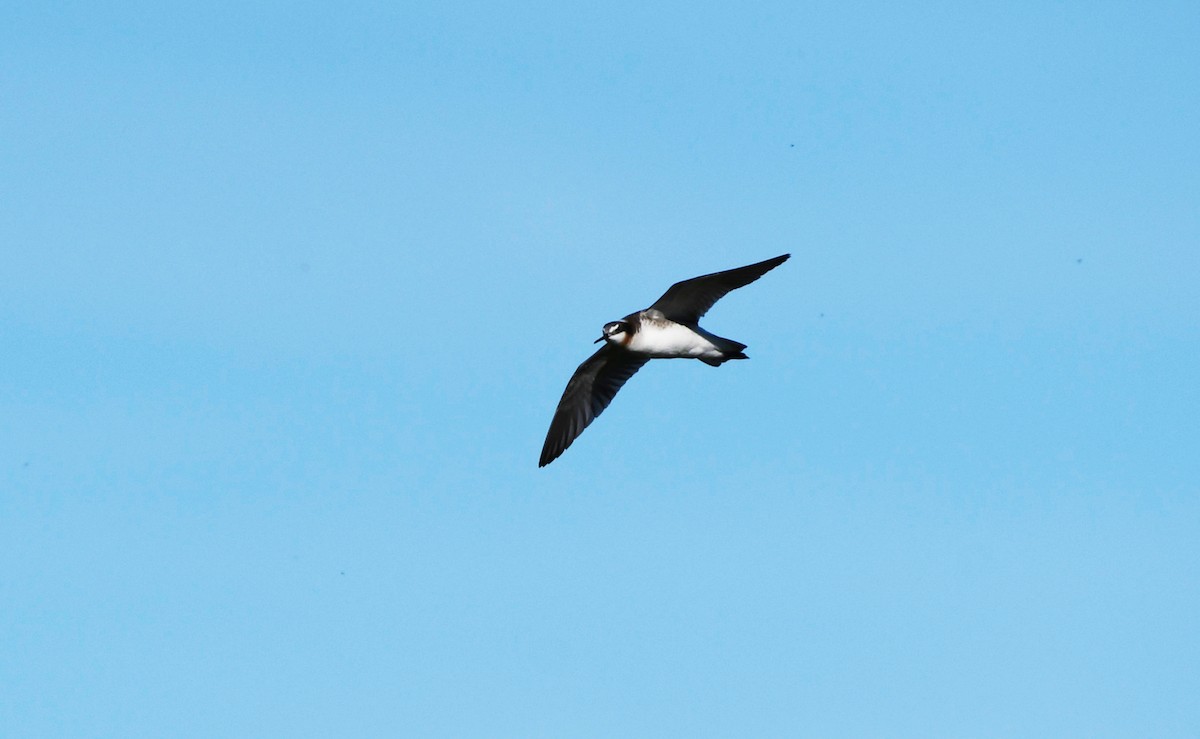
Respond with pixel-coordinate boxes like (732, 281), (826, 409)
(539, 344), (650, 467)
(648, 253), (790, 325)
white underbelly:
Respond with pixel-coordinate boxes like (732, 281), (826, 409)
(628, 321), (721, 358)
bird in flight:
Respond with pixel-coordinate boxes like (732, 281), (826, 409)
(539, 253), (790, 467)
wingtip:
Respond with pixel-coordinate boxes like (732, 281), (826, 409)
(754, 253), (789, 273)
(758, 253), (790, 269)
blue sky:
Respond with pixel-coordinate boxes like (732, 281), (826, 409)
(2, 2), (1198, 736)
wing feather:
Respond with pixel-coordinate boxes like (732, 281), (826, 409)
(538, 345), (649, 467)
(648, 254), (789, 324)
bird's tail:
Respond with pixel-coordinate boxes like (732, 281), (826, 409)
(717, 336), (747, 355)
(700, 336), (748, 366)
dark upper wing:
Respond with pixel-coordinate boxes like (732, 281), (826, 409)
(539, 344), (650, 467)
(648, 253), (790, 325)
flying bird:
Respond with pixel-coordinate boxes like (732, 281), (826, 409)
(539, 253), (790, 467)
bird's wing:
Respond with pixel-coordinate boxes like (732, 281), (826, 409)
(647, 253), (790, 325)
(539, 344), (650, 467)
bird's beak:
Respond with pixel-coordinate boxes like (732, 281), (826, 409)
(594, 335), (605, 344)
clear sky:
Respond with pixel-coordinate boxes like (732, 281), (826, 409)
(2, 2), (1198, 736)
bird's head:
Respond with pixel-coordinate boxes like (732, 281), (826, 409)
(595, 320), (631, 345)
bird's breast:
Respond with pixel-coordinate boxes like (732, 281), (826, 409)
(627, 319), (721, 359)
